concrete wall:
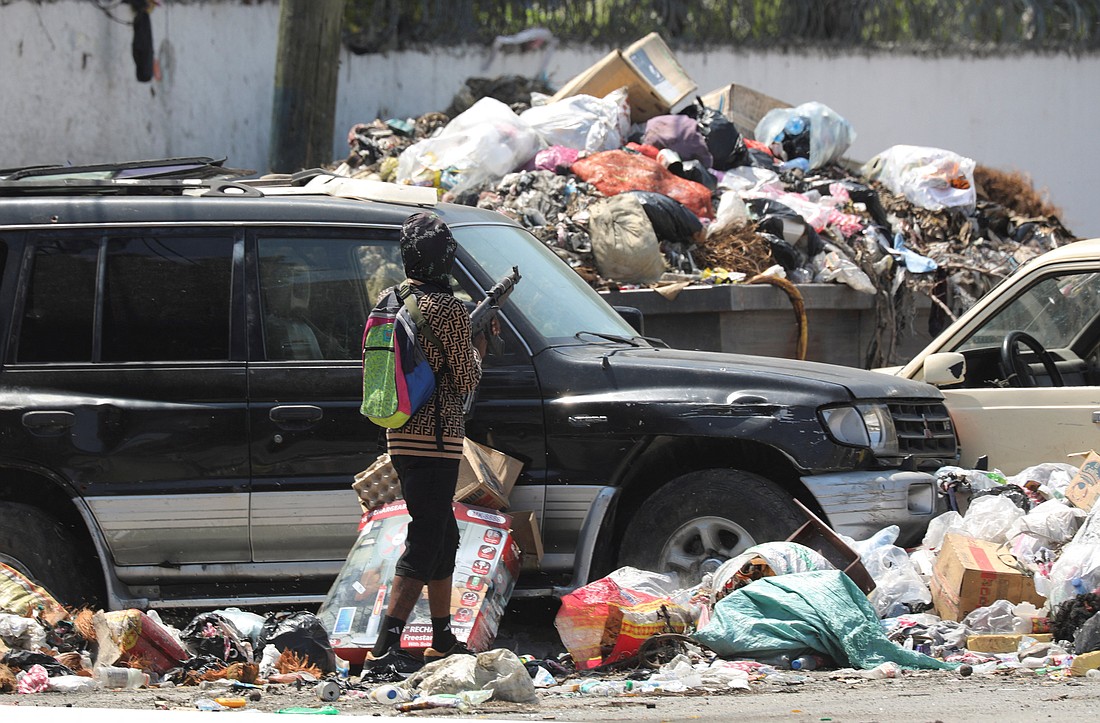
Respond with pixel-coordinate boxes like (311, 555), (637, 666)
(2, 1), (1097, 238)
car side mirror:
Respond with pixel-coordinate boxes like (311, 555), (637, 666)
(612, 306), (644, 335)
(923, 352), (966, 386)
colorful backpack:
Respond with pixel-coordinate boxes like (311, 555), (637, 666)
(360, 282), (444, 428)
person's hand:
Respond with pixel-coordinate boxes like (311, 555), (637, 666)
(473, 332), (489, 358)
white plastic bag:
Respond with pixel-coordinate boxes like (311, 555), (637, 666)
(922, 510), (964, 550)
(405, 648), (537, 704)
(707, 190), (749, 238)
(754, 102), (856, 170)
(0, 613), (47, 651)
(1009, 463), (1080, 501)
(861, 145), (976, 212)
(397, 97), (540, 195)
(812, 244), (876, 294)
(520, 88), (629, 152)
(957, 494), (1024, 544)
(1007, 500), (1085, 547)
(1045, 542), (1100, 608)
(962, 599), (1030, 634)
(842, 527), (931, 618)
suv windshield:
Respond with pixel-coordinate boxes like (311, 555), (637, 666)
(453, 224), (643, 346)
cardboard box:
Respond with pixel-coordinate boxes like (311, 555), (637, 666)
(699, 83), (790, 139)
(1066, 450), (1100, 511)
(966, 633), (1053, 653)
(509, 510), (544, 572)
(454, 438), (523, 510)
(930, 533), (1047, 621)
(552, 33), (696, 123)
(317, 500), (521, 663)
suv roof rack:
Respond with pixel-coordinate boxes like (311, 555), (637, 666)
(0, 156), (253, 182)
(0, 160), (438, 207)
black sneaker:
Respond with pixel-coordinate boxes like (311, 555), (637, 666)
(363, 648), (423, 678)
(423, 640), (472, 662)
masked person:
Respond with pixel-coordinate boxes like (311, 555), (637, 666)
(366, 212), (489, 674)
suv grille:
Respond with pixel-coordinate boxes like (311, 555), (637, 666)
(889, 401), (958, 458)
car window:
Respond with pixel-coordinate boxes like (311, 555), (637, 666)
(452, 224), (641, 344)
(17, 238), (98, 362)
(958, 271), (1100, 352)
(102, 236), (233, 361)
(258, 236), (403, 361)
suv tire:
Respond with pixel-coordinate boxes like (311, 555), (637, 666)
(0, 502), (104, 608)
(619, 469), (803, 583)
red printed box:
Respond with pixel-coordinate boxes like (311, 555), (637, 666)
(316, 500), (521, 663)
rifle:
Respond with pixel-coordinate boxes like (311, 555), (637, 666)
(469, 265), (521, 355)
(464, 266), (520, 416)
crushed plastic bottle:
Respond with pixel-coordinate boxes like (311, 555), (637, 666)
(93, 666), (150, 689)
(790, 655), (824, 671)
(578, 680), (625, 696)
(369, 684), (412, 705)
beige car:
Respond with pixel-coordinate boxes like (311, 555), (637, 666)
(889, 238), (1100, 475)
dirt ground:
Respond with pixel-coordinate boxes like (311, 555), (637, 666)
(5, 600), (1100, 721)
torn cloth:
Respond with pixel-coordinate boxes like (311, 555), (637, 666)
(692, 570), (954, 671)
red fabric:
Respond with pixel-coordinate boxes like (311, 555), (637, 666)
(744, 139), (774, 155)
(572, 150), (714, 220)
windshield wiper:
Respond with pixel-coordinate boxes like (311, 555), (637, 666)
(575, 330), (643, 347)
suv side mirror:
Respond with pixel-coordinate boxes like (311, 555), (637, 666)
(613, 306), (644, 335)
(923, 352), (966, 386)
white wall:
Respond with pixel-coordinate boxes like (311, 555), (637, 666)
(3, 1), (1097, 237)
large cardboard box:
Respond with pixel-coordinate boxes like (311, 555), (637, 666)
(930, 533), (1047, 621)
(509, 509), (544, 572)
(317, 500), (521, 663)
(454, 438), (523, 510)
(1066, 450), (1100, 512)
(551, 33), (696, 123)
(699, 83), (790, 139)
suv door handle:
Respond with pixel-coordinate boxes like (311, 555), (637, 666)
(22, 411), (75, 435)
(269, 405), (323, 429)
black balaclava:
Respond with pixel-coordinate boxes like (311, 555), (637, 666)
(400, 211), (456, 293)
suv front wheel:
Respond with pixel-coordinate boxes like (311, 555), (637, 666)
(0, 502), (104, 608)
(618, 469), (804, 583)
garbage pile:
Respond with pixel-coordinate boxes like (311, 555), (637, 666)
(331, 33), (1077, 365)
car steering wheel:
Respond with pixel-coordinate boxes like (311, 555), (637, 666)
(1000, 330), (1064, 387)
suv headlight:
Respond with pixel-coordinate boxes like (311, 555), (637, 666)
(821, 403), (899, 456)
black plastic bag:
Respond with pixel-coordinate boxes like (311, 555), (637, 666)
(667, 158), (718, 191)
(681, 97), (751, 170)
(180, 612), (253, 664)
(2, 650), (75, 677)
(258, 611), (336, 674)
(624, 191), (703, 244)
(970, 484), (1032, 512)
(1074, 611), (1100, 653)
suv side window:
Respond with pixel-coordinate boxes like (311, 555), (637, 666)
(102, 236), (233, 361)
(16, 235), (234, 363)
(258, 236), (403, 361)
(18, 239), (98, 362)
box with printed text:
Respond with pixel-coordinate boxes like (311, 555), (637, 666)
(316, 500), (521, 663)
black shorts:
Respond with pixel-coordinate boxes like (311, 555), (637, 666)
(391, 455), (460, 583)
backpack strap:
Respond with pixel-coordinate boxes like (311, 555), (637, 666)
(398, 281), (449, 451)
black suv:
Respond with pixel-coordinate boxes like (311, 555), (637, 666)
(0, 159), (958, 610)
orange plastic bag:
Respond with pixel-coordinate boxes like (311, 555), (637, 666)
(571, 150), (715, 220)
(554, 569), (692, 669)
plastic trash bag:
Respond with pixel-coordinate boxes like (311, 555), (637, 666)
(0, 613), (47, 652)
(962, 599), (1031, 634)
(754, 102), (856, 171)
(958, 494), (1025, 544)
(922, 511), (964, 550)
(709, 542), (836, 605)
(1046, 543), (1100, 608)
(1009, 463), (1080, 502)
(404, 648), (537, 704)
(861, 145), (976, 212)
(521, 88), (629, 152)
(587, 193), (666, 284)
(642, 114), (713, 168)
(842, 527), (931, 618)
(1007, 500), (1086, 547)
(681, 97), (751, 171)
(258, 611), (336, 674)
(624, 191), (702, 244)
(554, 566), (693, 670)
(812, 244), (876, 294)
(0, 563), (67, 623)
(397, 97), (541, 195)
(181, 611), (254, 664)
(531, 145), (580, 173)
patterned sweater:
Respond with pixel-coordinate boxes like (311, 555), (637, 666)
(385, 284), (481, 460)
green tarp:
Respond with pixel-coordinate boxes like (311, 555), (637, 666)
(693, 570), (955, 670)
